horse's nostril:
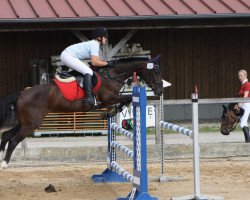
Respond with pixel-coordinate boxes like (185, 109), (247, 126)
(221, 129), (230, 135)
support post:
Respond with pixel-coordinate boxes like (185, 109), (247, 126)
(72, 30), (88, 41)
(107, 30), (137, 60)
(192, 92), (201, 197)
(172, 88), (224, 200)
(155, 103), (161, 144)
(119, 85), (157, 200)
(160, 95), (164, 176)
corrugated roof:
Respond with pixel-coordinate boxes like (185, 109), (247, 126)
(0, 0), (249, 21)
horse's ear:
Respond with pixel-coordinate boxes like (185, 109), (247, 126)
(228, 103), (236, 111)
(222, 105), (228, 112)
(149, 54), (161, 64)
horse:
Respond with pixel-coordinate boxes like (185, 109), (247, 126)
(0, 55), (163, 168)
(220, 103), (244, 135)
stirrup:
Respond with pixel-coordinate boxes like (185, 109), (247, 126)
(84, 96), (95, 105)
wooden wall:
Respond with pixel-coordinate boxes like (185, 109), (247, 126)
(0, 27), (250, 99)
(0, 31), (79, 98)
(133, 27), (250, 99)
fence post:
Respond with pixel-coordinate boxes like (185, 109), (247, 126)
(191, 92), (201, 197)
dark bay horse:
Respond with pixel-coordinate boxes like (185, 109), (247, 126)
(0, 56), (163, 168)
(220, 103), (244, 135)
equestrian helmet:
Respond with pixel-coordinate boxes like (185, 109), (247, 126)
(91, 27), (108, 39)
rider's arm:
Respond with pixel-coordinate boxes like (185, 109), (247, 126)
(243, 91), (249, 98)
(90, 41), (108, 67)
(91, 55), (108, 67)
(239, 91), (250, 107)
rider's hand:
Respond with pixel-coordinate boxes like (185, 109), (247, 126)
(106, 60), (115, 68)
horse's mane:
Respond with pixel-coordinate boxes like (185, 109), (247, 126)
(114, 56), (149, 64)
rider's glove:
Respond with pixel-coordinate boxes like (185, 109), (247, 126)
(106, 60), (115, 68)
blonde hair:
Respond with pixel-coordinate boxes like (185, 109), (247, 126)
(238, 69), (247, 78)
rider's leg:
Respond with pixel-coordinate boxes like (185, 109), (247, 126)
(240, 103), (250, 143)
(60, 51), (93, 75)
(84, 73), (95, 105)
(60, 51), (95, 105)
(242, 127), (250, 143)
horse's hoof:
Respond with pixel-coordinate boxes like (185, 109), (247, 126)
(1, 160), (8, 169)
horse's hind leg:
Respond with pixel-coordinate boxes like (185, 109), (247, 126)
(1, 126), (33, 169)
(0, 125), (20, 160)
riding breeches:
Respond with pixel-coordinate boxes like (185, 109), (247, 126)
(60, 51), (93, 75)
(240, 103), (250, 128)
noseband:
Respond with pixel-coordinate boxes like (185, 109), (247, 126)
(147, 65), (163, 89)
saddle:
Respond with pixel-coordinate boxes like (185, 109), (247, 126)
(53, 70), (101, 101)
(55, 70), (99, 89)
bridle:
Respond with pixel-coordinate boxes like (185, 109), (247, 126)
(146, 63), (163, 90)
(221, 111), (240, 133)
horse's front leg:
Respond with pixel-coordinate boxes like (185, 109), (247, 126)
(99, 95), (132, 119)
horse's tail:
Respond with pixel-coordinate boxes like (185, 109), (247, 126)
(0, 92), (21, 129)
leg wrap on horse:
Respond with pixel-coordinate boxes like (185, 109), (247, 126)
(242, 126), (250, 143)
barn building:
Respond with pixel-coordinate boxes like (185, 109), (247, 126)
(0, 0), (250, 121)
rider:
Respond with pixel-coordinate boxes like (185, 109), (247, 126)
(238, 69), (250, 143)
(60, 27), (113, 106)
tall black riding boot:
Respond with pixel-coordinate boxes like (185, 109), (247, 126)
(242, 126), (250, 143)
(84, 73), (95, 106)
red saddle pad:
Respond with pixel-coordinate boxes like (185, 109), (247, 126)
(53, 74), (101, 101)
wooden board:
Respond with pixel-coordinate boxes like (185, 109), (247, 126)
(34, 110), (108, 136)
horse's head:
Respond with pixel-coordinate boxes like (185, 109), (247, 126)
(220, 103), (244, 135)
(139, 55), (163, 96)
(108, 55), (163, 96)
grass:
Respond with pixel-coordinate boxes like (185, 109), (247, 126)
(146, 121), (243, 134)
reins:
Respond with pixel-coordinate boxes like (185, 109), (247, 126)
(96, 65), (129, 84)
(95, 65), (133, 95)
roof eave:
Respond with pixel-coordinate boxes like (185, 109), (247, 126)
(0, 14), (250, 31)
(0, 14), (250, 24)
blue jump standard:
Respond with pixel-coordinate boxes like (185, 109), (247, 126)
(117, 193), (158, 200)
(91, 168), (129, 182)
(91, 85), (158, 200)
